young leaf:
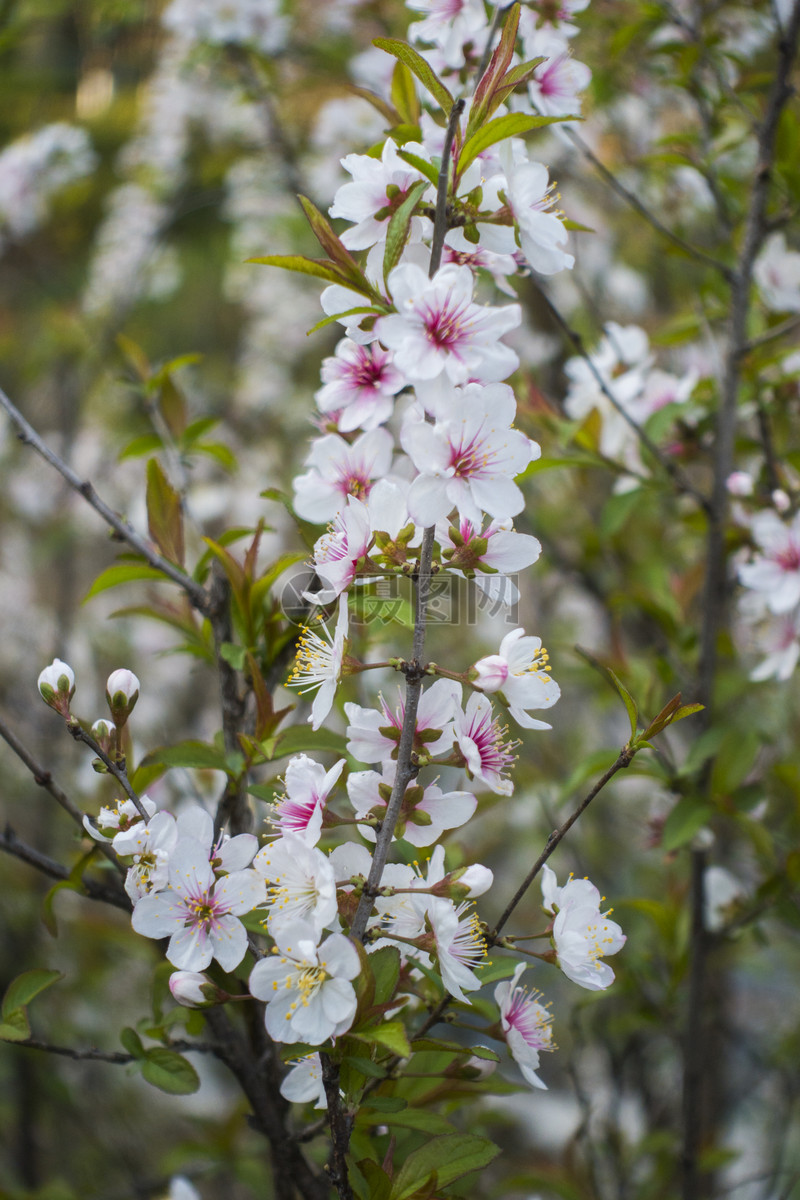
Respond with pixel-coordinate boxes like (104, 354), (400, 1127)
(83, 562), (170, 603)
(468, 1), (521, 134)
(346, 84), (400, 126)
(396, 148), (439, 187)
(247, 254), (374, 296)
(297, 195), (368, 286)
(120, 1027), (145, 1057)
(354, 1020), (411, 1058)
(661, 796), (714, 852)
(146, 458), (185, 567)
(143, 740), (228, 771)
(389, 1134), (501, 1200)
(141, 1047), (200, 1094)
(2, 969), (63, 1019)
(383, 178), (430, 283)
(575, 646), (639, 738)
(0, 1010), (31, 1042)
(459, 113), (575, 176)
(267, 725), (348, 759)
(391, 59), (420, 126)
(373, 38), (454, 114)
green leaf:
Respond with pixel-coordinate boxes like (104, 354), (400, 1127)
(361, 1094), (407, 1113)
(120, 1027), (144, 1057)
(354, 1021), (411, 1058)
(396, 149), (439, 187)
(360, 1108), (455, 1134)
(369, 946), (401, 1005)
(391, 60), (420, 126)
(297, 196), (368, 286)
(0, 1010), (31, 1041)
(346, 84), (400, 125)
(83, 563), (169, 603)
(373, 37), (454, 114)
(219, 641), (247, 670)
(459, 113), (575, 175)
(146, 458), (184, 567)
(410, 1037), (498, 1061)
(575, 646), (638, 738)
(383, 179), (430, 284)
(268, 726), (348, 760)
(661, 796), (714, 852)
(143, 740), (228, 771)
(247, 253), (370, 292)
(389, 1134), (501, 1200)
(2, 969), (63, 1019)
(306, 306), (381, 337)
(141, 1048), (200, 1094)
(118, 433), (163, 462)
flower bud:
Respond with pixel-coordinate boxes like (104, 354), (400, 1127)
(106, 669), (140, 725)
(168, 971), (228, 1008)
(726, 471), (754, 497)
(431, 863), (494, 899)
(472, 654), (509, 693)
(38, 658), (75, 717)
(91, 718), (116, 753)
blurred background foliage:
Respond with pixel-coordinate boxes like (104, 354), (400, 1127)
(1, 0), (800, 1198)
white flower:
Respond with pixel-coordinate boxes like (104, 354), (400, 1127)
(329, 138), (431, 251)
(253, 833), (338, 937)
(84, 795), (158, 843)
(347, 762), (476, 846)
(473, 628), (560, 729)
(106, 668), (140, 704)
(131, 838), (265, 972)
(376, 263), (521, 385)
(541, 866), (626, 991)
(293, 428), (394, 523)
(408, 0), (489, 69)
(738, 509), (800, 614)
(288, 596), (350, 730)
(753, 233), (800, 313)
(114, 810), (178, 903)
(424, 896), (487, 1002)
(345, 677), (460, 764)
(495, 963), (554, 1090)
(402, 383), (538, 527)
(249, 921), (360, 1045)
(280, 1053), (328, 1108)
(480, 150), (574, 276)
(524, 31), (591, 118)
(271, 755), (346, 845)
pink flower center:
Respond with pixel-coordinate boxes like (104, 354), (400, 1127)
(347, 349), (388, 392)
(449, 434), (490, 479)
(776, 542), (800, 572)
(464, 708), (516, 777)
(422, 297), (472, 353)
(504, 988), (553, 1050)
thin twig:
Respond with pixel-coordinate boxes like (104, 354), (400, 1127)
(744, 313), (800, 353)
(490, 745), (636, 940)
(11, 1038), (215, 1063)
(0, 712), (125, 875)
(67, 722), (149, 821)
(208, 567), (250, 838)
(562, 126), (734, 281)
(0, 385), (208, 612)
(0, 826), (129, 911)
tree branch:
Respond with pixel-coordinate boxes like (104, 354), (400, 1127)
(0, 385), (209, 613)
(0, 826), (129, 911)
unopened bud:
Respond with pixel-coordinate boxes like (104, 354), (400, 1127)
(726, 471), (754, 497)
(38, 658), (75, 717)
(91, 718), (116, 753)
(169, 971), (228, 1008)
(772, 488), (791, 514)
(432, 863), (494, 899)
(106, 669), (140, 725)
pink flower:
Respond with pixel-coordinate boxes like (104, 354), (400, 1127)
(453, 692), (517, 796)
(316, 338), (405, 432)
(495, 963), (554, 1090)
(307, 496), (372, 603)
(293, 428), (394, 523)
(525, 31), (591, 117)
(376, 263), (521, 385)
(402, 383), (538, 527)
(271, 754), (346, 845)
(329, 138), (431, 251)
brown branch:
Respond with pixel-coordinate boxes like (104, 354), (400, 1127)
(490, 745), (636, 940)
(0, 711), (125, 875)
(66, 721), (149, 821)
(562, 125), (734, 280)
(0, 385), (209, 613)
(208, 567), (250, 838)
(11, 1037), (215, 1063)
(0, 826), (130, 911)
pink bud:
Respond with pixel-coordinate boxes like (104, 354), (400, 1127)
(472, 655), (509, 693)
(169, 971), (225, 1008)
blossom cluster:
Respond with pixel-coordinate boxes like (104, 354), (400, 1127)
(36, 0), (629, 1109)
(0, 123), (96, 252)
